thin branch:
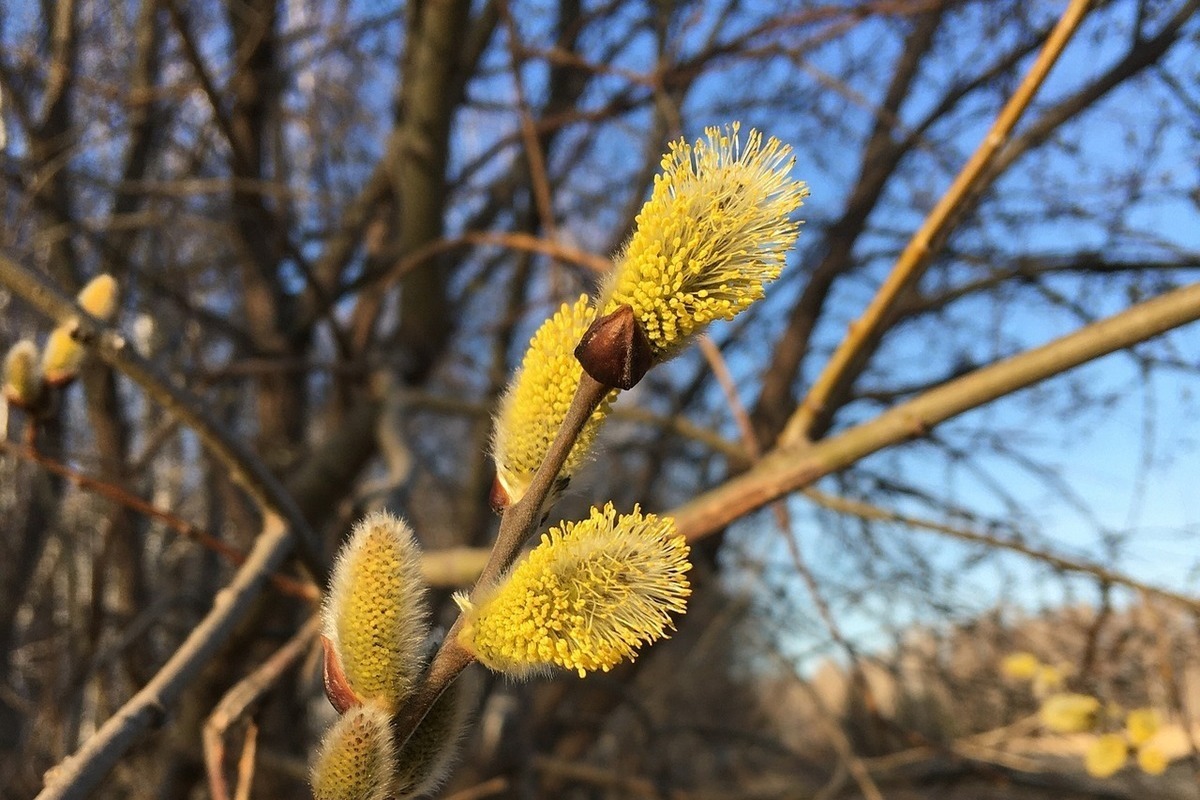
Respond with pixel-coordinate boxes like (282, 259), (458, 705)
(35, 514), (293, 800)
(441, 776), (510, 800)
(784, 0), (1094, 445)
(388, 372), (612, 750)
(0, 438), (317, 600)
(344, 228), (610, 297)
(530, 755), (674, 799)
(794, 674), (885, 800)
(671, 280), (1200, 541)
(699, 335), (884, 800)
(753, 4), (945, 441)
(499, 1), (558, 240)
(801, 488), (1200, 613)
(232, 722), (257, 800)
(203, 616), (320, 800)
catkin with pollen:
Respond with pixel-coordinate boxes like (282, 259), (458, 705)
(323, 511), (429, 712)
(456, 503), (691, 678)
(601, 123), (807, 358)
(491, 295), (615, 507)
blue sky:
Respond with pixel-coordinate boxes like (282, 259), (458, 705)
(3, 0), (1196, 659)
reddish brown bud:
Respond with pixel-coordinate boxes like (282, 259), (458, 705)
(489, 475), (510, 514)
(321, 635), (361, 714)
(574, 304), (653, 390)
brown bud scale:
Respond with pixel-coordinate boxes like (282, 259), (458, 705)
(574, 304), (653, 390)
(321, 635), (362, 714)
(489, 475), (510, 514)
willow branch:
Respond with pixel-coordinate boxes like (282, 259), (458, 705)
(671, 280), (1200, 541)
(784, 0), (1093, 444)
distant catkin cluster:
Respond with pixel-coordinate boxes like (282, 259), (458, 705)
(1001, 651), (1171, 777)
(3, 274), (119, 415)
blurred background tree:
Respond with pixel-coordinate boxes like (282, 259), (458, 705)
(2, 0), (1199, 797)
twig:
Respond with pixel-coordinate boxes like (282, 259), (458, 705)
(0, 251), (323, 580)
(441, 776), (510, 800)
(697, 335), (759, 457)
(499, 2), (558, 242)
(800, 488), (1200, 613)
(699, 336), (884, 800)
(0, 438), (317, 600)
(783, 0), (1094, 444)
(671, 280), (1200, 542)
(36, 514), (293, 800)
(388, 372), (613, 748)
(482, 373), (612, 585)
(797, 678), (886, 800)
(204, 616), (320, 800)
(232, 722), (257, 800)
(349, 229), (610, 296)
(531, 755), (676, 799)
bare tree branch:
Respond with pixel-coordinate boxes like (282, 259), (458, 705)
(34, 514), (292, 800)
(784, 0), (1093, 444)
(671, 281), (1200, 541)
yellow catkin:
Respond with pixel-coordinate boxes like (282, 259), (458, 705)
(1125, 707), (1160, 746)
(601, 123), (807, 357)
(456, 503), (691, 678)
(1039, 693), (1100, 734)
(999, 651), (1040, 680)
(77, 274), (119, 321)
(324, 512), (429, 712)
(1136, 743), (1168, 775)
(1085, 733), (1127, 778)
(492, 295), (615, 505)
(41, 326), (86, 385)
(1032, 664), (1065, 696)
(310, 704), (396, 800)
(394, 675), (472, 799)
(3, 340), (43, 408)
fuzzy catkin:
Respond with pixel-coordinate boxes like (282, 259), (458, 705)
(1085, 733), (1127, 778)
(310, 704), (396, 800)
(492, 295), (615, 505)
(1039, 693), (1100, 734)
(395, 675), (473, 799)
(77, 274), (120, 321)
(41, 326), (86, 386)
(457, 503), (691, 677)
(3, 340), (43, 408)
(324, 511), (429, 711)
(601, 123), (807, 357)
(39, 274), (122, 386)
